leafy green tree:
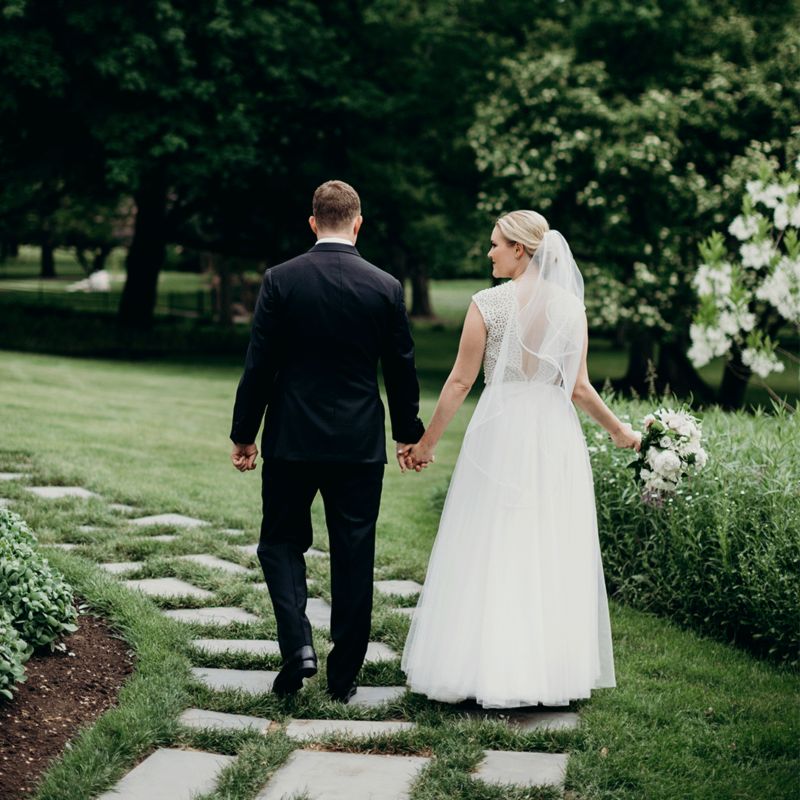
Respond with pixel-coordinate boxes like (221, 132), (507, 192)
(470, 0), (800, 402)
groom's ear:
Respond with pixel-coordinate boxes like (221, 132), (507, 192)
(309, 216), (319, 236)
(353, 215), (363, 237)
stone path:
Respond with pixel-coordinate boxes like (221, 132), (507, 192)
(347, 686), (407, 708)
(374, 579), (423, 598)
(472, 749), (569, 790)
(129, 513), (208, 528)
(191, 638), (280, 656)
(192, 666), (278, 694)
(26, 486), (99, 499)
(125, 578), (214, 600)
(306, 597), (332, 629)
(163, 607), (259, 625)
(255, 750), (430, 800)
(285, 719), (415, 741)
(178, 708), (272, 734)
(0, 472), (28, 481)
(17, 484), (578, 798)
(99, 561), (145, 575)
(178, 554), (253, 575)
(96, 748), (235, 800)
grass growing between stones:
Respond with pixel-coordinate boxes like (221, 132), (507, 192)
(0, 350), (797, 800)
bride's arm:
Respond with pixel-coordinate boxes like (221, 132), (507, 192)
(406, 302), (487, 467)
(571, 317), (640, 450)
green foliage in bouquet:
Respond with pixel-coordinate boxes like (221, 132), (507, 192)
(0, 509), (78, 650)
(0, 606), (31, 701)
(584, 398), (799, 667)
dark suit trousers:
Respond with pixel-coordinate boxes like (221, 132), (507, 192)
(257, 458), (384, 694)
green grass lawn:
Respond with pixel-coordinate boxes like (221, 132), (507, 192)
(0, 349), (797, 800)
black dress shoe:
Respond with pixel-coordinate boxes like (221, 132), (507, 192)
(272, 645), (317, 697)
(326, 683), (357, 704)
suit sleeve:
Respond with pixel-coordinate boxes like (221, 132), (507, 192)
(230, 269), (280, 444)
(380, 281), (425, 444)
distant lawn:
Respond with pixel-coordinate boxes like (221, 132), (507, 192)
(1, 246), (796, 407)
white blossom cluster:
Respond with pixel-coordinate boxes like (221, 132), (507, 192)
(689, 150), (799, 379)
(637, 407), (708, 496)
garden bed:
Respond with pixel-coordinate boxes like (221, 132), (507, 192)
(0, 606), (134, 797)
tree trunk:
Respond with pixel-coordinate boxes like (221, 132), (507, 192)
(118, 174), (167, 329)
(409, 261), (433, 318)
(40, 234), (56, 279)
(92, 244), (112, 273)
(718, 342), (752, 410)
(657, 339), (716, 403)
(213, 254), (233, 326)
(617, 328), (654, 395)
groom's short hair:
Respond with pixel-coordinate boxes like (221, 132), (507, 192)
(312, 180), (361, 229)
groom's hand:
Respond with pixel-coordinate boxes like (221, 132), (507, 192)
(395, 443), (413, 473)
(231, 442), (258, 472)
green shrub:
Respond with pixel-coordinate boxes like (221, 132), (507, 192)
(0, 507), (38, 548)
(0, 511), (78, 650)
(585, 398), (800, 667)
(0, 606), (31, 701)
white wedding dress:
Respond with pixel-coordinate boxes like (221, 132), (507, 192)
(402, 235), (616, 708)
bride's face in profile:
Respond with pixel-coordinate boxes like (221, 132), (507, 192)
(487, 225), (525, 280)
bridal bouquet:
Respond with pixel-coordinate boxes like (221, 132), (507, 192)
(633, 407), (708, 503)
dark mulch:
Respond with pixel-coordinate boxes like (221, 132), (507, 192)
(0, 606), (135, 797)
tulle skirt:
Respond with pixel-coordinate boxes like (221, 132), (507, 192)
(401, 382), (616, 708)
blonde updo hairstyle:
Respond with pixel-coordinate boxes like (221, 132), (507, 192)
(496, 210), (550, 258)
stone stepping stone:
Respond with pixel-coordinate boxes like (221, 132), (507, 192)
(191, 638), (280, 656)
(178, 554), (253, 575)
(43, 542), (79, 550)
(163, 606), (259, 625)
(0, 472), (28, 481)
(285, 719), (415, 741)
(192, 666), (278, 694)
(138, 533), (178, 542)
(99, 561), (145, 575)
(250, 579), (316, 593)
(472, 749), (569, 790)
(392, 607), (416, 618)
(347, 686), (407, 708)
(307, 547), (329, 558)
(221, 528), (245, 536)
(27, 486), (99, 500)
(77, 524), (101, 533)
(125, 578), (214, 600)
(130, 513), (208, 529)
(109, 503), (136, 513)
(463, 708), (580, 732)
(306, 597), (331, 629)
(255, 750), (429, 800)
(178, 707), (271, 734)
(234, 543), (258, 558)
(0, 499), (11, 508)
(375, 580), (423, 598)
(364, 642), (398, 663)
(96, 747), (235, 800)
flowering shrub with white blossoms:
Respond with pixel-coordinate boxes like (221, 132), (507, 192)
(633, 407), (708, 502)
(689, 147), (800, 380)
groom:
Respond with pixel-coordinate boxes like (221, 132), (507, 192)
(230, 180), (425, 702)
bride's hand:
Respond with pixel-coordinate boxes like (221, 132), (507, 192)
(407, 439), (436, 471)
(610, 423), (642, 452)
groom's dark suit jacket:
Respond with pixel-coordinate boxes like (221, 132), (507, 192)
(230, 242), (424, 462)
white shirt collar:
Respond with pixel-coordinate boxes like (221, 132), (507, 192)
(315, 236), (355, 246)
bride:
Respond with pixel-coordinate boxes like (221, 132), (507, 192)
(400, 210), (641, 708)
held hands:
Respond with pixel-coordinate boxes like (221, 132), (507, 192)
(396, 439), (436, 473)
(231, 442), (258, 472)
(610, 423), (642, 452)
